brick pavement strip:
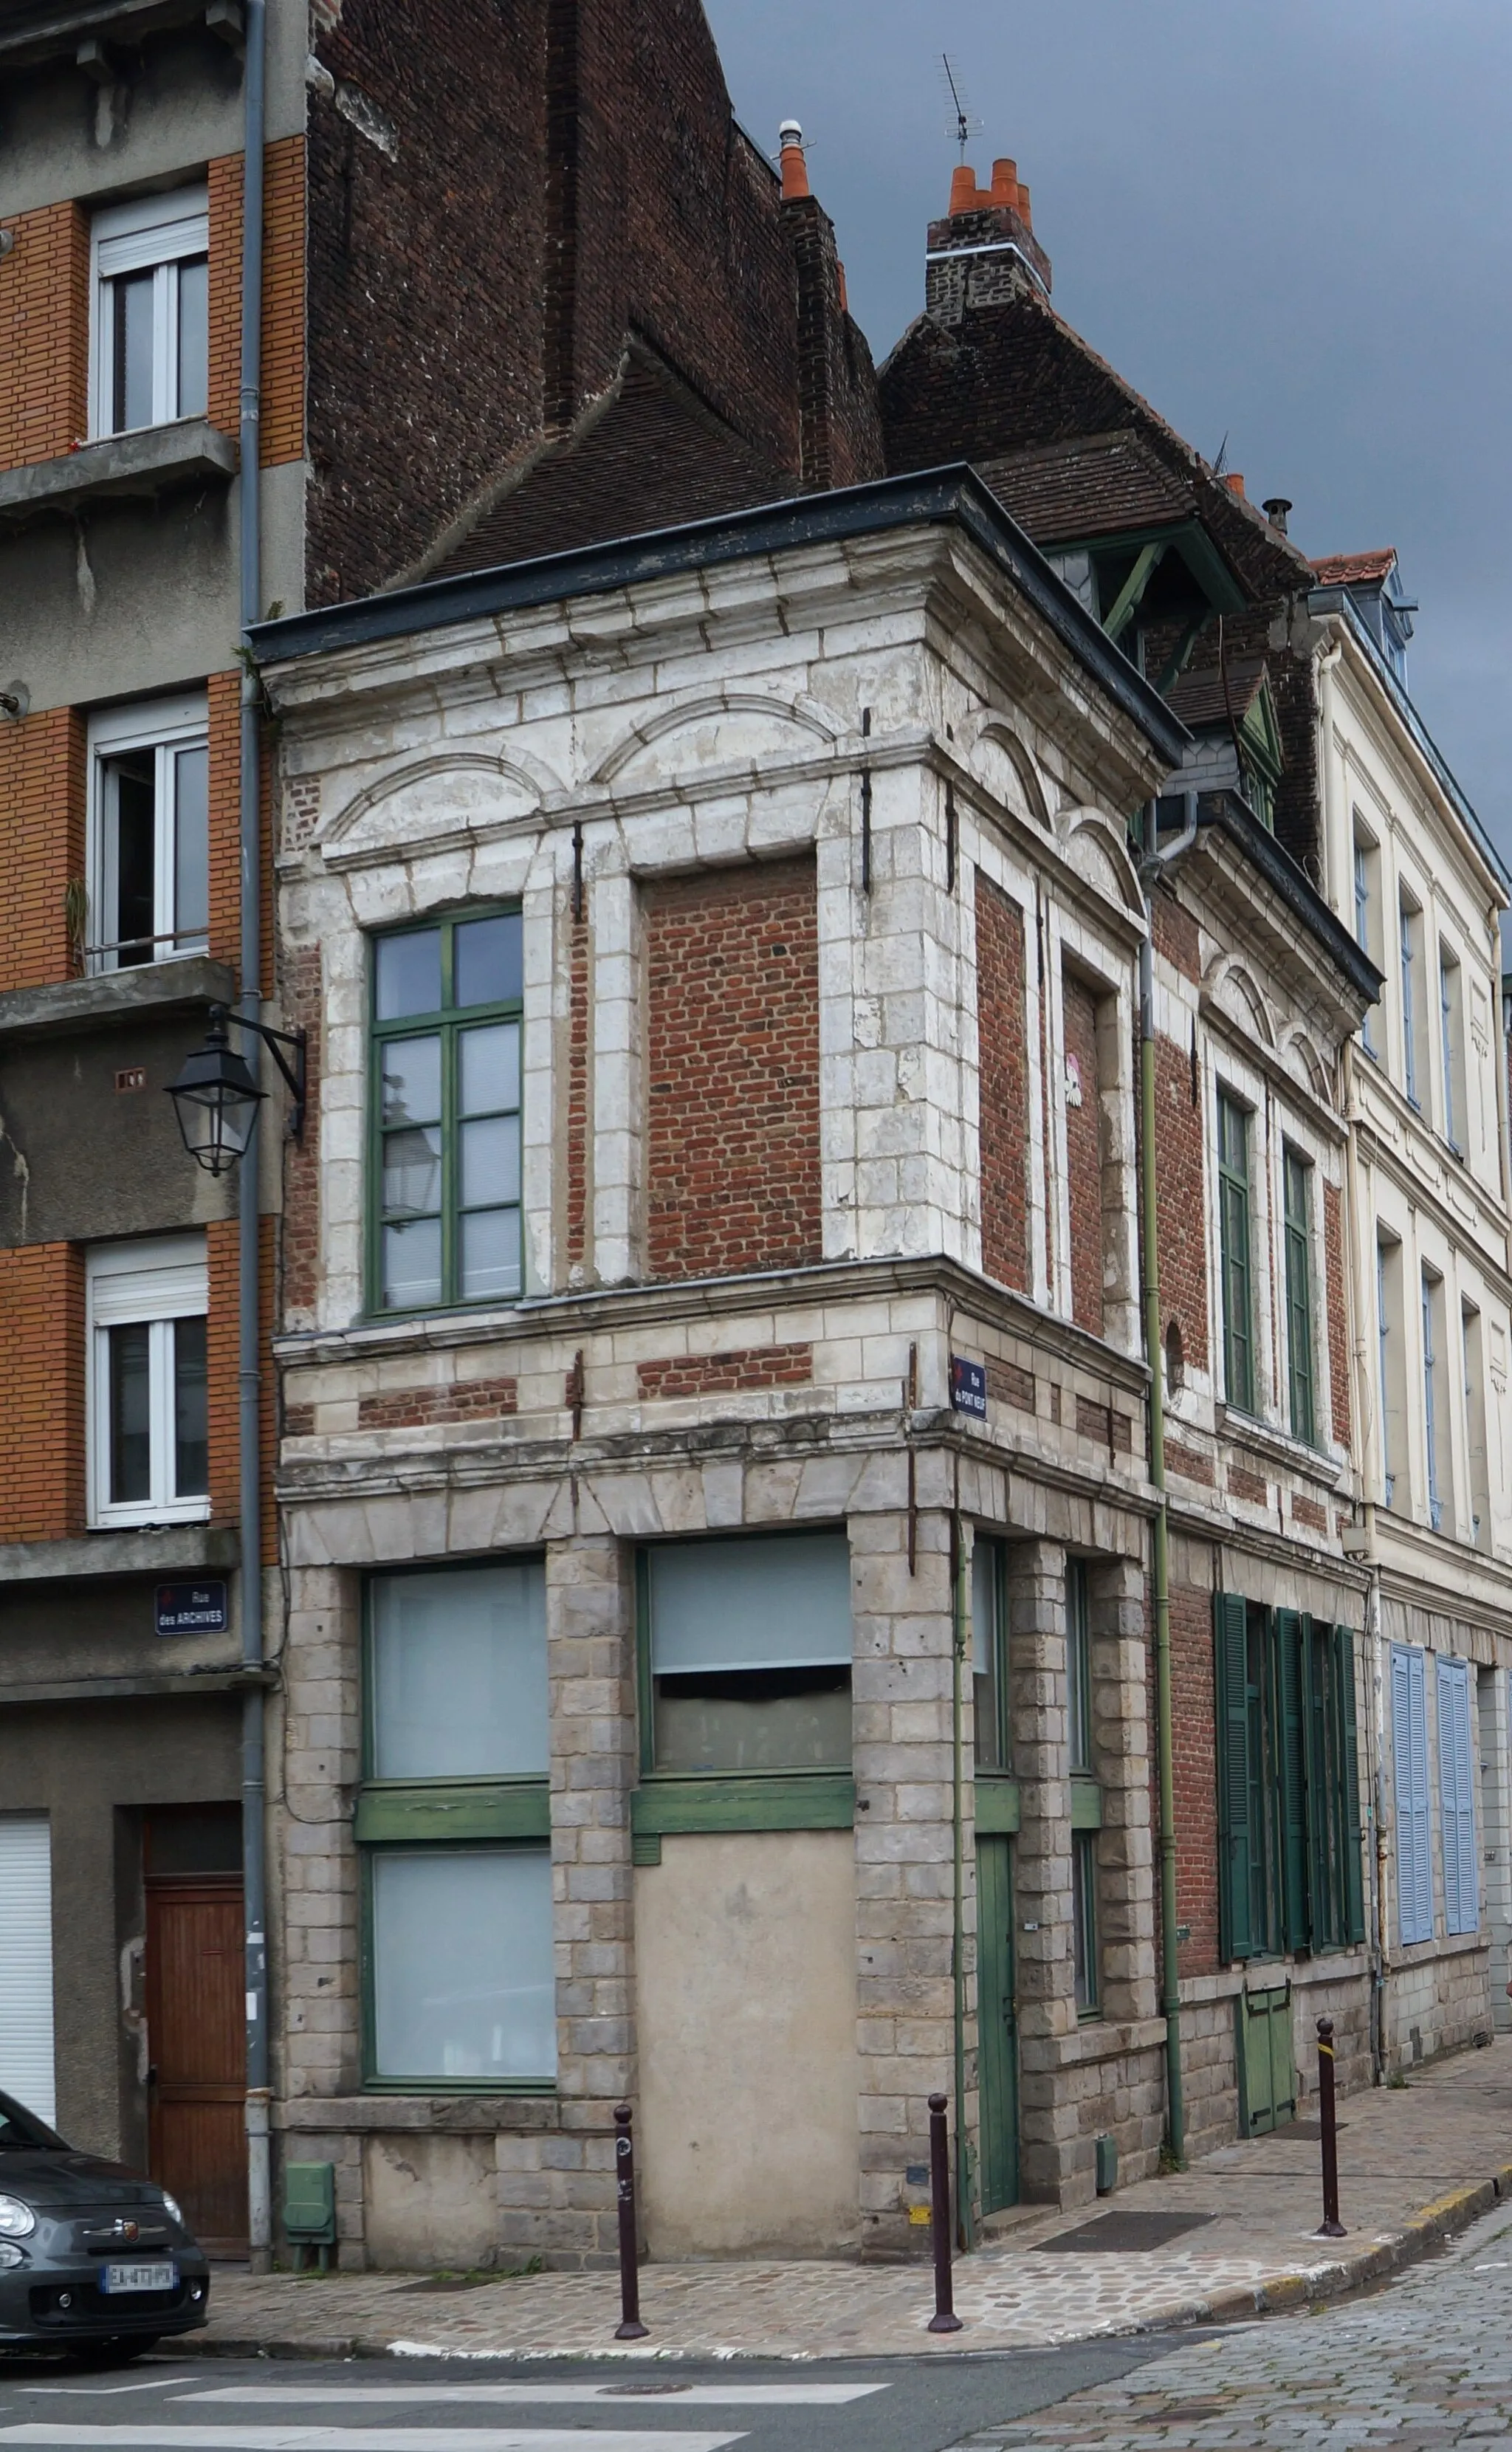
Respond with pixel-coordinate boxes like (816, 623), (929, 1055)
(199, 2043), (1512, 2362)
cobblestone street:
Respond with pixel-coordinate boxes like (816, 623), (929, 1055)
(941, 2195), (1512, 2449)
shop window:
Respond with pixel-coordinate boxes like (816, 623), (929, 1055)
(359, 1561), (553, 2088)
(638, 1531), (851, 1776)
(1214, 1595), (1364, 1962)
(87, 696), (208, 971)
(91, 188), (208, 439)
(369, 910), (523, 1315)
(86, 1236), (209, 1528)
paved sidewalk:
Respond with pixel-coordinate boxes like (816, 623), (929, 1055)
(195, 2039), (1512, 2362)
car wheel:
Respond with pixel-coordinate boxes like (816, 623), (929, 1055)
(69, 2337), (161, 2370)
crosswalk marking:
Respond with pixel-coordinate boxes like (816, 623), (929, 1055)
(179, 2386), (883, 2408)
(0, 2431), (743, 2452)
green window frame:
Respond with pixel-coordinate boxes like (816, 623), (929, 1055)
(356, 1559), (554, 2094)
(630, 1531), (856, 1861)
(368, 906), (523, 1317)
(1217, 1090), (1254, 1414)
(1072, 1828), (1099, 2016)
(1282, 1145), (1316, 1447)
(1214, 1594), (1364, 1963)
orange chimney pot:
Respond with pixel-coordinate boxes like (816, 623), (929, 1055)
(1016, 182), (1032, 230)
(1224, 471), (1245, 498)
(949, 162), (978, 214)
(778, 120), (809, 202)
(990, 157), (1020, 210)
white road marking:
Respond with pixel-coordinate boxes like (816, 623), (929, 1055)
(180, 2383), (884, 2407)
(21, 2387), (193, 2400)
(0, 2431), (743, 2452)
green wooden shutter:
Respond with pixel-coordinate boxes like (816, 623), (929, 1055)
(1339, 1626), (1366, 1944)
(1276, 1609), (1310, 1951)
(1214, 1592), (1253, 1962)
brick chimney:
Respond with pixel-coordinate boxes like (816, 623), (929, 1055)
(925, 154), (1051, 326)
(777, 120), (884, 491)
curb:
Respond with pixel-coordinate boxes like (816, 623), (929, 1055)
(173, 2163), (1512, 2365)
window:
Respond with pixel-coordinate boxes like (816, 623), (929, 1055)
(1353, 828), (1378, 1056)
(1422, 1268), (1444, 1534)
(1439, 947), (1465, 1155)
(1377, 1234), (1404, 1508)
(972, 1535), (1008, 1773)
(1463, 1304), (1490, 1550)
(1282, 1147), (1316, 1446)
(86, 1237), (208, 1528)
(1400, 898), (1423, 1107)
(1214, 1596), (1364, 1962)
(1066, 1559), (1092, 1773)
(1391, 1644), (1433, 1946)
(91, 188), (208, 438)
(371, 910), (523, 1313)
(360, 1562), (554, 2087)
(1072, 1830), (1099, 2014)
(639, 1532), (851, 1775)
(1217, 1091), (1254, 1413)
(87, 697), (208, 971)
(1436, 1656), (1478, 1938)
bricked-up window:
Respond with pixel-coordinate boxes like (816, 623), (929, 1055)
(1214, 1596), (1364, 1962)
(639, 1532), (851, 1776)
(1282, 1147), (1316, 1449)
(360, 1562), (554, 2089)
(86, 1235), (208, 1528)
(369, 910), (522, 1314)
(86, 696), (207, 971)
(90, 188), (207, 438)
(972, 1535), (1008, 1771)
(1216, 1091), (1255, 1415)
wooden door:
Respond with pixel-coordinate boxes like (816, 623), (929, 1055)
(145, 1875), (247, 2254)
(976, 1835), (1020, 2214)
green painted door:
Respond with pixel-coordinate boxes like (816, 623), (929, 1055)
(1237, 1983), (1296, 2135)
(977, 1835), (1019, 2213)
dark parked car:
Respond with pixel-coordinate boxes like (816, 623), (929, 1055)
(0, 2090), (210, 2363)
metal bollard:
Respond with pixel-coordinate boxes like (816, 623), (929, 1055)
(926, 2091), (963, 2333)
(1314, 2018), (1346, 2239)
(613, 2102), (648, 2339)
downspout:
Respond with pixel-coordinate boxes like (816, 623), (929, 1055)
(1138, 794), (1200, 2168)
(238, 0), (270, 2270)
(949, 1506), (972, 2247)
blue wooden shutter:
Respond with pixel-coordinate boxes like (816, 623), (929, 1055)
(1214, 1593), (1253, 1961)
(1339, 1627), (1365, 1945)
(1276, 1609), (1310, 1950)
(1392, 1645), (1432, 1945)
(1437, 1658), (1478, 1937)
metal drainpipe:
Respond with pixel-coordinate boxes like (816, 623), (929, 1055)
(1138, 796), (1199, 2168)
(949, 1508), (972, 2248)
(238, 0), (270, 2270)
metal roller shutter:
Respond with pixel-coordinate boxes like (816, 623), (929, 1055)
(0, 1816), (56, 2126)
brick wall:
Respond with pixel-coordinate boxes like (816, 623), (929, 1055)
(0, 1245), (84, 1541)
(636, 1344), (812, 1398)
(0, 710), (85, 994)
(207, 139), (306, 464)
(643, 859), (821, 1282)
(280, 944), (322, 1330)
(1323, 1180), (1351, 1449)
(780, 194), (882, 492)
(1169, 1581), (1220, 1981)
(975, 869), (1030, 1293)
(1062, 969), (1103, 1335)
(1153, 1031), (1209, 1372)
(357, 1376), (518, 1429)
(0, 200), (88, 473)
(565, 913), (588, 1274)
(206, 670), (242, 974)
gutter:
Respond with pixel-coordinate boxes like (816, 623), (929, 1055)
(1194, 787), (1384, 1011)
(237, 0), (271, 2271)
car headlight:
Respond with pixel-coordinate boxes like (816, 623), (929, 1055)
(158, 2192), (185, 2227)
(0, 2197), (35, 2239)
(0, 2243), (21, 2269)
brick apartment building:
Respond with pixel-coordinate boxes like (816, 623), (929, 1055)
(0, 0), (876, 2267)
(3, 0), (1508, 2280)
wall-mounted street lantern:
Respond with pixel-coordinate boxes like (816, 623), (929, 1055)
(165, 1003), (306, 1176)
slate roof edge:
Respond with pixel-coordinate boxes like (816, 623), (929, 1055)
(250, 464), (1191, 769)
(1197, 787), (1385, 1009)
(1310, 587), (1509, 899)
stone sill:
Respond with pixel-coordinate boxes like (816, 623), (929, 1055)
(0, 420), (237, 524)
(1025, 2014), (1168, 2070)
(0, 1521), (238, 1584)
(277, 2096), (570, 2136)
(0, 0), (213, 68)
(0, 955), (235, 1044)
(0, 1665), (267, 1706)
(1178, 1948), (1370, 2009)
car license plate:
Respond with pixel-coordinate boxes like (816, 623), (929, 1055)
(100, 2262), (176, 2294)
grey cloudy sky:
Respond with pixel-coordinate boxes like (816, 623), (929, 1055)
(704, 0), (1512, 873)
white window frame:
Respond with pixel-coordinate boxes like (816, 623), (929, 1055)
(86, 1235), (210, 1529)
(86, 693), (209, 972)
(89, 185), (209, 440)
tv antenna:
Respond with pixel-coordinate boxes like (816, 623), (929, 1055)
(940, 55), (982, 160)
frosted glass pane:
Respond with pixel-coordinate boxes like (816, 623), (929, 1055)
(371, 1849), (554, 2082)
(172, 744), (208, 939)
(176, 255), (207, 417)
(648, 1533), (851, 1674)
(371, 1561), (547, 1777)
